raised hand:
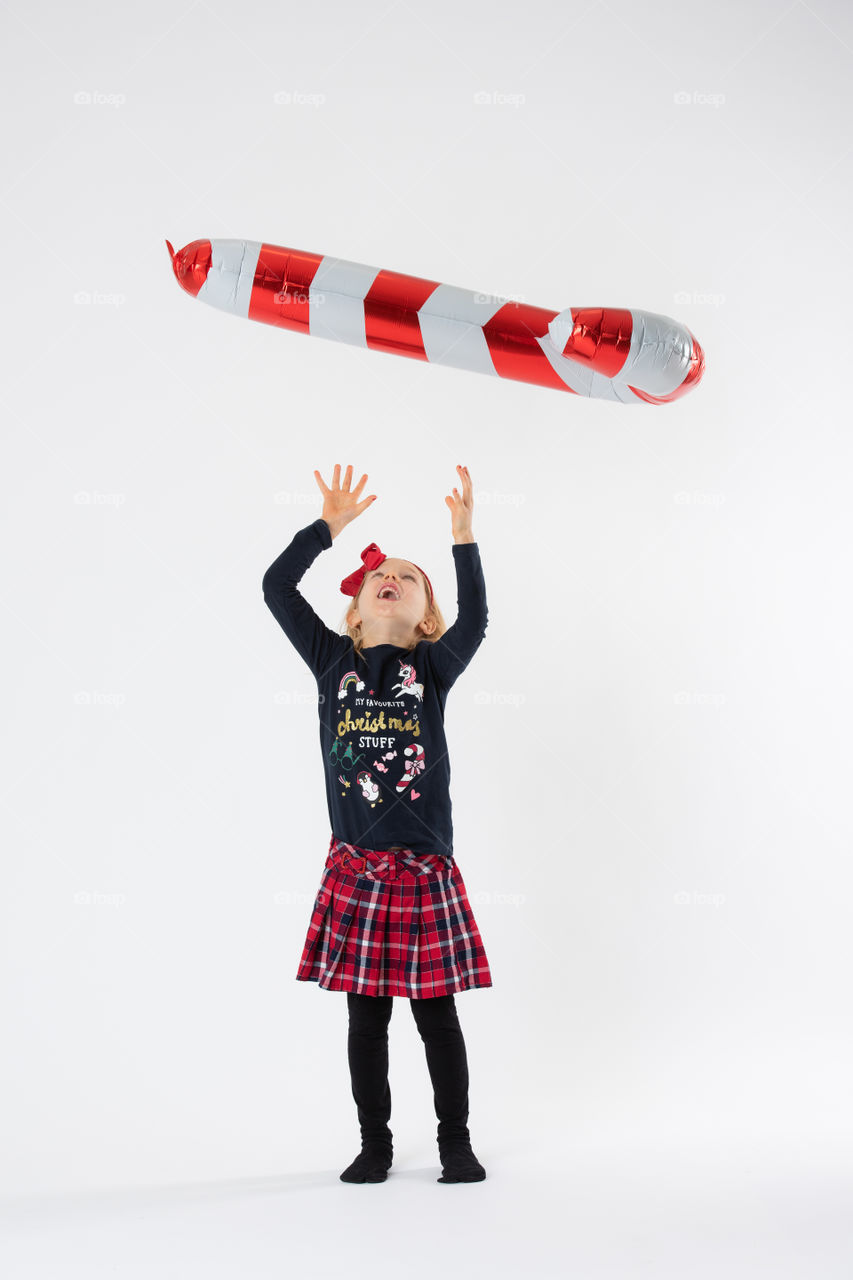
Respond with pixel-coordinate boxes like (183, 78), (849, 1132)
(445, 464), (475, 543)
(314, 464), (377, 539)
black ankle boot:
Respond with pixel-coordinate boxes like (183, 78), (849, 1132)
(340, 1139), (394, 1183)
(437, 1137), (486, 1183)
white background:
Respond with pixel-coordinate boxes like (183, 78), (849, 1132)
(2, 0), (852, 1275)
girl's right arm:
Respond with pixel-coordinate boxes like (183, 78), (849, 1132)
(262, 465), (378, 681)
(262, 517), (348, 681)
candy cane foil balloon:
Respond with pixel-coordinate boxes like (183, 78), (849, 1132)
(166, 238), (705, 405)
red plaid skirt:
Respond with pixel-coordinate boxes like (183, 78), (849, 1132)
(296, 834), (493, 997)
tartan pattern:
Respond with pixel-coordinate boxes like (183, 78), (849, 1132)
(296, 834), (493, 997)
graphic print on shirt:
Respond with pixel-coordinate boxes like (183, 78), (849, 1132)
(330, 660), (427, 807)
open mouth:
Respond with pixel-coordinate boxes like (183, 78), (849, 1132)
(377, 584), (401, 600)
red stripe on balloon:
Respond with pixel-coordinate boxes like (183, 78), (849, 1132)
(167, 239), (211, 298)
(561, 308), (634, 378)
(483, 302), (576, 393)
(364, 271), (440, 360)
(249, 243), (323, 333)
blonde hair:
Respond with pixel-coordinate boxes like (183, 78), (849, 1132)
(340, 564), (447, 663)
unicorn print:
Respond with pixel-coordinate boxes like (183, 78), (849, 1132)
(391, 661), (424, 702)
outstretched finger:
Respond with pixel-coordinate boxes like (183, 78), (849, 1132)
(314, 469), (331, 495)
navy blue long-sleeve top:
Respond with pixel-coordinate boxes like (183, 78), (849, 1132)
(262, 518), (487, 862)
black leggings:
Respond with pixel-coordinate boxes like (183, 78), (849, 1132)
(346, 991), (471, 1146)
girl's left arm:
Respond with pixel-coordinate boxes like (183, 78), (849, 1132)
(427, 536), (488, 690)
(428, 466), (487, 689)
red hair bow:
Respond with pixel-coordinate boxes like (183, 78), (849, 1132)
(340, 542), (433, 603)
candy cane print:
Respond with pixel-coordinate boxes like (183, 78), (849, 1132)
(396, 743), (425, 794)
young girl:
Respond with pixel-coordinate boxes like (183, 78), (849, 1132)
(262, 462), (492, 1185)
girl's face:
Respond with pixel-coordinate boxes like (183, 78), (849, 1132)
(349, 557), (432, 644)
